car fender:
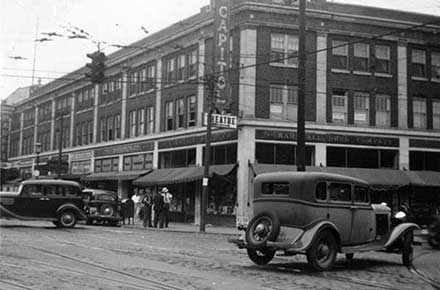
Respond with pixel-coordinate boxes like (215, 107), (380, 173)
(385, 222), (419, 248)
(288, 220), (341, 252)
(57, 203), (87, 220)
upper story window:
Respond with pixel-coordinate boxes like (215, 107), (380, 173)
(353, 43), (370, 72)
(332, 89), (348, 123)
(100, 117), (107, 142)
(270, 34), (298, 66)
(146, 106), (154, 135)
(353, 91), (369, 125)
(129, 110), (137, 137)
(38, 101), (52, 122)
(187, 95), (196, 127)
(188, 50), (198, 79)
(176, 98), (185, 129)
(269, 84), (298, 121)
(114, 114), (121, 139)
(165, 101), (174, 131)
(375, 94), (391, 127)
(147, 64), (156, 90)
(411, 49), (427, 78)
(56, 96), (71, 114)
(433, 100), (440, 130)
(177, 54), (186, 82)
(432, 52), (440, 80)
(165, 58), (175, 85)
(375, 45), (391, 74)
(138, 108), (145, 135)
(101, 76), (122, 104)
(413, 98), (427, 129)
(23, 109), (35, 127)
(76, 87), (95, 111)
(332, 40), (349, 70)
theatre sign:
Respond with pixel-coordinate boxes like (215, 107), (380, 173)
(203, 113), (237, 129)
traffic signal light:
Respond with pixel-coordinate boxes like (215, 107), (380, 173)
(85, 51), (106, 84)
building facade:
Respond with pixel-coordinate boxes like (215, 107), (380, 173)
(2, 0), (440, 225)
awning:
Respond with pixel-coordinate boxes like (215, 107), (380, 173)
(84, 170), (151, 181)
(406, 171), (440, 187)
(133, 164), (237, 187)
(250, 164), (410, 190)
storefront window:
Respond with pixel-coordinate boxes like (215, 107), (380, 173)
(158, 148), (196, 168)
(255, 143), (314, 165)
(327, 146), (398, 169)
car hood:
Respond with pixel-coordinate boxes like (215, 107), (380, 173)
(0, 191), (20, 198)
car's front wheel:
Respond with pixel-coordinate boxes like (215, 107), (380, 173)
(58, 210), (77, 228)
(306, 230), (338, 271)
(247, 248), (275, 265)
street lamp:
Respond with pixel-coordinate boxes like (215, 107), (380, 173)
(34, 142), (42, 179)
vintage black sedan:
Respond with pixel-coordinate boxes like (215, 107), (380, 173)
(83, 188), (121, 226)
(231, 172), (419, 271)
(0, 179), (87, 228)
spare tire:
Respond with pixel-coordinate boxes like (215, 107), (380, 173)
(245, 212), (280, 248)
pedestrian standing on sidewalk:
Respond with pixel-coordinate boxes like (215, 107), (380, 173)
(141, 190), (153, 227)
(131, 188), (142, 224)
(153, 190), (165, 228)
(162, 187), (173, 228)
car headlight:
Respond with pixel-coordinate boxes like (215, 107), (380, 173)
(394, 211), (406, 219)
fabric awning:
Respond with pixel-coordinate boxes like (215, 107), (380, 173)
(250, 164), (411, 190)
(133, 164), (237, 187)
(84, 170), (151, 181)
(406, 171), (440, 187)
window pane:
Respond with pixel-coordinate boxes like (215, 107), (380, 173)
(433, 101), (440, 130)
(432, 52), (440, 79)
(329, 183), (351, 202)
(261, 182), (289, 195)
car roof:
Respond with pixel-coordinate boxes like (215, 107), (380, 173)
(82, 188), (117, 196)
(255, 171), (369, 186)
(20, 179), (81, 187)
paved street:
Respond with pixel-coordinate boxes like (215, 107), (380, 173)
(1, 219), (439, 290)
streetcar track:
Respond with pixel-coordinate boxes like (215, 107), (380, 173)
(408, 248), (440, 290)
(0, 279), (38, 290)
(24, 245), (189, 290)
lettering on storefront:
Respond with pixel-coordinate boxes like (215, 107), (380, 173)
(256, 130), (399, 147)
(94, 141), (154, 157)
(159, 131), (237, 149)
(70, 151), (93, 161)
(71, 160), (91, 175)
(410, 139), (440, 149)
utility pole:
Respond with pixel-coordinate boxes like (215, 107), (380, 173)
(200, 74), (217, 232)
(296, 0), (306, 172)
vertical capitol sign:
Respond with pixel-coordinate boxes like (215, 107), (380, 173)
(213, 0), (231, 112)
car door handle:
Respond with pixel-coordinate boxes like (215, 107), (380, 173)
(39, 197), (50, 201)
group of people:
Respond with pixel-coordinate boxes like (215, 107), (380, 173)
(130, 187), (172, 229)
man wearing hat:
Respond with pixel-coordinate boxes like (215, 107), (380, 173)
(161, 187), (172, 228)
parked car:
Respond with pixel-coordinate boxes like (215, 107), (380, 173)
(230, 172), (419, 271)
(0, 179), (87, 228)
(82, 188), (121, 226)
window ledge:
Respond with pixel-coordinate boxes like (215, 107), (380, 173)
(411, 76), (429, 82)
(353, 71), (372, 76)
(270, 63), (298, 69)
(374, 72), (393, 78)
(431, 78), (440, 83)
(331, 68), (350, 74)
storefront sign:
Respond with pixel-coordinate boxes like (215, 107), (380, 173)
(213, 0), (231, 111)
(71, 160), (91, 175)
(256, 130), (399, 147)
(159, 131), (237, 149)
(95, 157), (119, 173)
(94, 141), (154, 157)
(203, 113), (237, 129)
(410, 139), (440, 149)
(70, 151), (93, 161)
(124, 153), (153, 171)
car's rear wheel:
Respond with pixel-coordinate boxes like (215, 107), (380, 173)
(58, 210), (77, 228)
(247, 248), (275, 265)
(245, 213), (280, 248)
(307, 230), (338, 271)
(402, 231), (414, 266)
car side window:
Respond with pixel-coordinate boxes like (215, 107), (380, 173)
(315, 182), (327, 201)
(353, 186), (370, 203)
(64, 186), (79, 197)
(328, 183), (351, 202)
(21, 184), (42, 197)
(261, 182), (289, 195)
(43, 185), (60, 197)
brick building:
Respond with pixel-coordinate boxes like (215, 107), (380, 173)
(3, 0), (440, 225)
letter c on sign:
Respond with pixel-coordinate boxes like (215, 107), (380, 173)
(219, 6), (228, 18)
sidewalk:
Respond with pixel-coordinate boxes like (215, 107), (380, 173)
(123, 221), (241, 236)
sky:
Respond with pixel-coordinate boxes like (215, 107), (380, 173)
(1, 0), (440, 101)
